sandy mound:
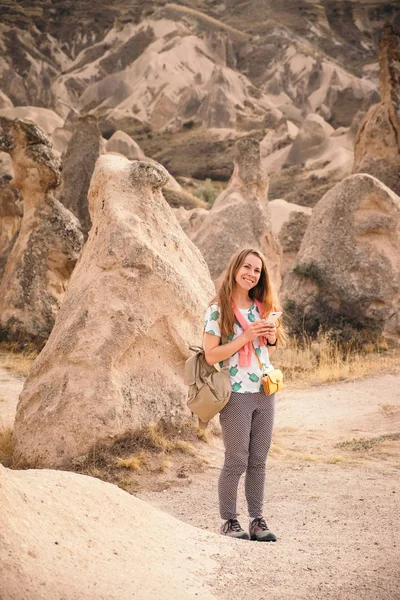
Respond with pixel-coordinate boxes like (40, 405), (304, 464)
(0, 465), (231, 599)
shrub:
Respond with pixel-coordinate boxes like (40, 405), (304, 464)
(193, 178), (219, 206)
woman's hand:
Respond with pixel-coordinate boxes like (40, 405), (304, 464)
(265, 323), (277, 344)
(243, 320), (276, 343)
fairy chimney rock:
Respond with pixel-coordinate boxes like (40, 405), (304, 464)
(353, 23), (400, 195)
(192, 138), (282, 287)
(0, 118), (83, 347)
(283, 174), (400, 343)
(60, 115), (103, 237)
(13, 154), (214, 468)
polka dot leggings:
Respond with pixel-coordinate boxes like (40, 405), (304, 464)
(218, 391), (275, 520)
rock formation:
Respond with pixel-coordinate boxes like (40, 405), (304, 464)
(192, 138), (282, 288)
(175, 206), (209, 237)
(0, 465), (227, 600)
(285, 115), (334, 166)
(268, 199), (312, 276)
(0, 174), (22, 279)
(105, 130), (146, 160)
(13, 154), (214, 468)
(0, 3), (389, 203)
(283, 174), (400, 343)
(353, 23), (400, 196)
(0, 106), (64, 138)
(60, 115), (103, 237)
(0, 118), (84, 347)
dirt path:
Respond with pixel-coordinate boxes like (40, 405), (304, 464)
(1, 367), (399, 599)
(137, 367), (400, 600)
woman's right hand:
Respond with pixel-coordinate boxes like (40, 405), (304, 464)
(243, 320), (272, 342)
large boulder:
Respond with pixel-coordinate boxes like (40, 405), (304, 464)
(191, 138), (282, 287)
(0, 465), (228, 600)
(60, 115), (103, 237)
(0, 118), (83, 347)
(283, 174), (400, 343)
(0, 174), (22, 280)
(13, 155), (214, 468)
(353, 23), (400, 196)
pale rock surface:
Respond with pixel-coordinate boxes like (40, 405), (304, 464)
(0, 150), (13, 175)
(60, 115), (103, 237)
(0, 106), (64, 137)
(353, 23), (400, 196)
(105, 130), (146, 160)
(279, 212), (313, 278)
(13, 154), (215, 468)
(268, 199), (312, 276)
(268, 199), (312, 235)
(0, 174), (22, 279)
(260, 120), (299, 174)
(55, 20), (279, 134)
(283, 174), (400, 343)
(260, 47), (375, 127)
(103, 133), (202, 209)
(175, 205), (209, 236)
(0, 465), (230, 600)
(0, 118), (83, 347)
(0, 90), (13, 109)
(192, 138), (282, 288)
(286, 114), (334, 166)
(51, 126), (72, 155)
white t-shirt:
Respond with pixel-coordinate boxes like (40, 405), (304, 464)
(204, 302), (273, 393)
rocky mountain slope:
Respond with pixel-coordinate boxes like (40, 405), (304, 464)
(0, 1), (399, 199)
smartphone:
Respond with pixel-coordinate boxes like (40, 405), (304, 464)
(265, 311), (282, 325)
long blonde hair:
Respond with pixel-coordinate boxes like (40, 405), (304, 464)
(214, 248), (286, 345)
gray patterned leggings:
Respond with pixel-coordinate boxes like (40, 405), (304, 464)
(218, 391), (275, 520)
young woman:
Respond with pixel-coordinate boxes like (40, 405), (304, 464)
(203, 248), (284, 542)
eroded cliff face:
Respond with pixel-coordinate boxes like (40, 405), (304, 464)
(1, 1), (397, 125)
(0, 1), (397, 195)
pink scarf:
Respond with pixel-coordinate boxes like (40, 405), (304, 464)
(233, 299), (267, 367)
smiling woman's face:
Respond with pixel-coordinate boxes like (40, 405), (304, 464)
(235, 253), (263, 292)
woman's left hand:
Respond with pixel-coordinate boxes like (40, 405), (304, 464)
(264, 324), (277, 344)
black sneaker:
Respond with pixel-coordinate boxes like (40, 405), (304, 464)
(249, 517), (277, 542)
(220, 518), (250, 540)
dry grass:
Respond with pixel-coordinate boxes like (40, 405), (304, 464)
(335, 433), (400, 452)
(0, 426), (14, 467)
(0, 343), (37, 378)
(276, 331), (400, 387)
(69, 422), (208, 493)
(379, 403), (399, 416)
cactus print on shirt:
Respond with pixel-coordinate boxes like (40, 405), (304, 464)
(204, 303), (274, 393)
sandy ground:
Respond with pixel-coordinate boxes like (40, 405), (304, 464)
(1, 366), (399, 599)
(137, 367), (400, 600)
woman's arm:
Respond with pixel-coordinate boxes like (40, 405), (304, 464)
(203, 320), (274, 365)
